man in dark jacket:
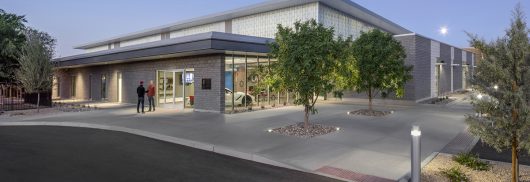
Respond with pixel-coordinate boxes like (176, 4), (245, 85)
(137, 81), (146, 114)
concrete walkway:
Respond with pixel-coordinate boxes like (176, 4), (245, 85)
(0, 100), (474, 181)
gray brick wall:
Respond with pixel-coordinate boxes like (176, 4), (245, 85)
(55, 54), (225, 113)
(394, 35), (416, 100)
(453, 48), (463, 90)
(413, 36), (432, 100)
(439, 43), (452, 95)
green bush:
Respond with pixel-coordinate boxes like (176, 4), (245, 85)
(441, 166), (469, 182)
(453, 152), (490, 171)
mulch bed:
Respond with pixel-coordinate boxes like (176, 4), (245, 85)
(270, 122), (338, 138)
(470, 139), (530, 166)
(347, 109), (392, 117)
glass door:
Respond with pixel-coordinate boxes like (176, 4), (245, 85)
(157, 69), (194, 109)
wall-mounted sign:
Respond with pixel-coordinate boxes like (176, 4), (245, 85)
(202, 78), (211, 90)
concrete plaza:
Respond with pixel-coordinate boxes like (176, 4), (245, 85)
(0, 98), (473, 181)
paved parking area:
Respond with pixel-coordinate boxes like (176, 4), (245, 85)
(0, 126), (340, 182)
(1, 100), (473, 181)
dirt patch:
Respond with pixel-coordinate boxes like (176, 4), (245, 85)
(270, 122), (338, 138)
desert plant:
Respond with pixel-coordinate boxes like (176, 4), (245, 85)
(453, 153), (490, 171)
(441, 166), (470, 182)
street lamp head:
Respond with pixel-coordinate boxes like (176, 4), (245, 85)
(411, 126), (421, 136)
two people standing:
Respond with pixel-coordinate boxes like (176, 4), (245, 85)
(136, 80), (156, 114)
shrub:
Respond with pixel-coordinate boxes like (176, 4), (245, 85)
(453, 152), (490, 171)
(441, 166), (469, 182)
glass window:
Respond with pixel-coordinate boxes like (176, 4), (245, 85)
(246, 56), (259, 108)
(233, 56), (247, 111)
(224, 55), (234, 113)
(257, 56), (271, 108)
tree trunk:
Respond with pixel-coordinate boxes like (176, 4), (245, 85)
(304, 105), (310, 129)
(37, 92), (40, 113)
(512, 81), (519, 182)
(511, 133), (519, 182)
(368, 88), (373, 111)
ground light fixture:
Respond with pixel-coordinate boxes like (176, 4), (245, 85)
(335, 127), (340, 131)
(267, 129), (273, 133)
(477, 94), (483, 100)
(410, 125), (421, 182)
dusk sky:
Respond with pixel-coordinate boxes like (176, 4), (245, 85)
(1, 0), (528, 58)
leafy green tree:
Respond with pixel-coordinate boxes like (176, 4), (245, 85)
(16, 29), (55, 112)
(0, 9), (26, 82)
(351, 29), (412, 111)
(330, 37), (357, 100)
(269, 19), (346, 128)
(466, 4), (530, 182)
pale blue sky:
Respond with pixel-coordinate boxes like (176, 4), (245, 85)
(1, 0), (527, 57)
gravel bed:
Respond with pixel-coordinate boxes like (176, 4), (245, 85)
(422, 153), (530, 181)
(270, 122), (338, 138)
(227, 104), (291, 114)
(0, 107), (60, 118)
(347, 109), (392, 117)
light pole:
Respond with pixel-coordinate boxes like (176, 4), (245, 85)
(411, 125), (421, 182)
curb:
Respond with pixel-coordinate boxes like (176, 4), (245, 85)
(0, 122), (302, 172)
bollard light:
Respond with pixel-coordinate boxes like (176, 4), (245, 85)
(411, 125), (421, 182)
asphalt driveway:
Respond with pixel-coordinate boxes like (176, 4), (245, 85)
(0, 126), (341, 182)
(3, 99), (473, 180)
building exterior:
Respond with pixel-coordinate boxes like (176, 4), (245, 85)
(53, 0), (475, 113)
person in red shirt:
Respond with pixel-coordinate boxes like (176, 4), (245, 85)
(147, 80), (156, 112)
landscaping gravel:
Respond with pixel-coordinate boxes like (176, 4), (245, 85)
(347, 109), (392, 117)
(422, 153), (530, 181)
(271, 122), (338, 138)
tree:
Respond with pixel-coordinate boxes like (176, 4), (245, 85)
(268, 19), (347, 128)
(16, 29), (55, 112)
(466, 4), (530, 182)
(351, 29), (412, 111)
(0, 9), (26, 82)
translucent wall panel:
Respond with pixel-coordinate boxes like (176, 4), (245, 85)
(120, 34), (162, 47)
(170, 22), (225, 38)
(319, 4), (375, 39)
(232, 3), (318, 38)
(85, 45), (108, 53)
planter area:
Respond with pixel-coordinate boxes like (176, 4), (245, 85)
(270, 122), (339, 138)
(347, 109), (392, 117)
(422, 153), (530, 181)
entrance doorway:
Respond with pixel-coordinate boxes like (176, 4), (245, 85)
(156, 68), (194, 109)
